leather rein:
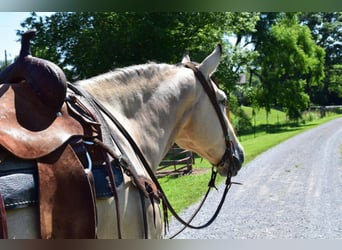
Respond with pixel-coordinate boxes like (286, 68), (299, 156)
(70, 62), (241, 238)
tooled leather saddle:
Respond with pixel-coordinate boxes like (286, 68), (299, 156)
(0, 30), (103, 239)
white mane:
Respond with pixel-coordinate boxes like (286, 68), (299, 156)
(77, 63), (179, 91)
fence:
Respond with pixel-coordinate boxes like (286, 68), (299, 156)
(157, 144), (194, 177)
(308, 105), (342, 117)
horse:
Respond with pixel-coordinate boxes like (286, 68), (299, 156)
(2, 44), (244, 238)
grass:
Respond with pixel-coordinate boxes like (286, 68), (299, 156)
(158, 108), (342, 215)
(240, 106), (287, 126)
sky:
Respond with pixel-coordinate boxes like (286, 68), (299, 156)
(0, 12), (54, 62)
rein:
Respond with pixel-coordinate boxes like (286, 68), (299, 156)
(69, 61), (241, 238)
(166, 62), (243, 237)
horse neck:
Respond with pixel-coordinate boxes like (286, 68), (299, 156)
(80, 64), (198, 173)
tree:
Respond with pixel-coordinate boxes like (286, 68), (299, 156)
(18, 12), (260, 92)
(251, 13), (325, 120)
(18, 13), (224, 79)
(17, 12), (337, 119)
(299, 12), (342, 105)
(218, 12), (260, 92)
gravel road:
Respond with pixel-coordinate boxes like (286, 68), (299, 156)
(166, 117), (342, 239)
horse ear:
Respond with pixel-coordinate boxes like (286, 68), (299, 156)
(181, 51), (191, 63)
(198, 44), (222, 77)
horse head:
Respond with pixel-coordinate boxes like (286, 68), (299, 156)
(176, 45), (244, 177)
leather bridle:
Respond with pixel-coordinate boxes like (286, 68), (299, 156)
(183, 62), (241, 175)
(69, 61), (242, 238)
(162, 62), (243, 238)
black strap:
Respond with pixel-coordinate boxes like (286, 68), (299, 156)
(82, 68), (236, 233)
(67, 83), (123, 238)
(183, 62), (231, 148)
(104, 153), (122, 239)
(67, 63), (239, 236)
(139, 190), (148, 239)
(183, 62), (238, 171)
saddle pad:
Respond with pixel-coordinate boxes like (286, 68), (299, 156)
(0, 160), (124, 209)
(0, 157), (38, 209)
(0, 83), (84, 159)
(92, 164), (124, 197)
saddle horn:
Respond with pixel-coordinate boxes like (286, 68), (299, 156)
(0, 30), (67, 113)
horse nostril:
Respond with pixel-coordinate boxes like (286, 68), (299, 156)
(239, 151), (245, 164)
(233, 155), (241, 168)
(233, 147), (244, 165)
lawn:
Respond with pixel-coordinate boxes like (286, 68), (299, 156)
(158, 107), (342, 215)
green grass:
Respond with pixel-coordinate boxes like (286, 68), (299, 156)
(240, 106), (287, 126)
(159, 108), (342, 215)
(158, 167), (213, 213)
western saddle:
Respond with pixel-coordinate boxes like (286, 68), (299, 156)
(0, 30), (107, 239)
(0, 30), (162, 239)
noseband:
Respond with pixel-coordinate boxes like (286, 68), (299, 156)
(183, 62), (240, 175)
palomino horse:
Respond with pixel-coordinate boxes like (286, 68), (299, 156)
(2, 44), (244, 238)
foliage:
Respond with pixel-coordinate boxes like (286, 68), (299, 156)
(300, 12), (342, 66)
(0, 60), (7, 71)
(251, 13), (325, 120)
(327, 64), (342, 98)
(230, 106), (253, 134)
(216, 12), (260, 91)
(299, 12), (342, 105)
(16, 12), (341, 121)
(18, 12), (258, 84)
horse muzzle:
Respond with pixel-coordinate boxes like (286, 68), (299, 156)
(216, 145), (244, 177)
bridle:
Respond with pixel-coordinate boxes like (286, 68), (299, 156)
(161, 62), (243, 238)
(69, 61), (242, 238)
(183, 62), (241, 174)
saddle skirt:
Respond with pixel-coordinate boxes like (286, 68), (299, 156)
(0, 81), (83, 159)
